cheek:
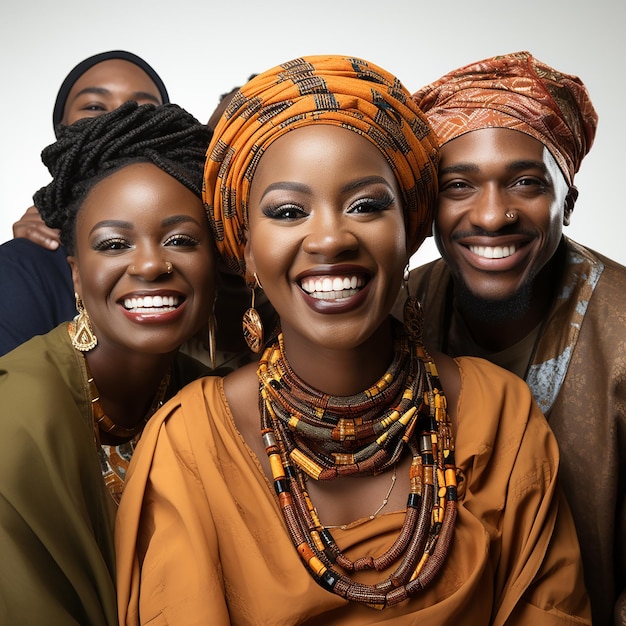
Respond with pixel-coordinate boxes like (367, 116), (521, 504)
(76, 250), (127, 300)
(433, 200), (458, 236)
(249, 225), (293, 273)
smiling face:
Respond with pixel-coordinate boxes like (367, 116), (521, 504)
(434, 127), (572, 310)
(245, 125), (408, 354)
(68, 162), (215, 356)
(62, 59), (164, 126)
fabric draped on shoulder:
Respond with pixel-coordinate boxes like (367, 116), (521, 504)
(116, 364), (590, 624)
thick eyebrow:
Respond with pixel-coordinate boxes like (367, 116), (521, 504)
(259, 181), (309, 199)
(439, 159), (548, 177)
(259, 176), (393, 199)
(89, 219), (132, 237)
(72, 86), (161, 105)
(89, 215), (201, 237)
(161, 215), (203, 228)
(341, 175), (394, 193)
(506, 159), (549, 174)
(439, 163), (479, 176)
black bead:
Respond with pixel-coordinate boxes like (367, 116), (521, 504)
(319, 570), (339, 591)
(407, 493), (420, 508)
(274, 478), (290, 495)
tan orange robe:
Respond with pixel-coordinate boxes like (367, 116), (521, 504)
(116, 358), (590, 625)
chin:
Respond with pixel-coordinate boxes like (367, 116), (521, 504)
(456, 280), (533, 323)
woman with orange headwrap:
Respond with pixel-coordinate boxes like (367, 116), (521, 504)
(116, 55), (590, 624)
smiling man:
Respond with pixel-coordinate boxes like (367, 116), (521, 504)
(395, 51), (625, 626)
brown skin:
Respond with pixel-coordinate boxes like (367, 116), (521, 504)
(435, 127), (577, 351)
(224, 126), (460, 526)
(68, 163), (215, 438)
(13, 59), (165, 249)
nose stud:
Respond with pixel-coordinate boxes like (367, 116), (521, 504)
(505, 211), (517, 221)
(165, 261), (173, 274)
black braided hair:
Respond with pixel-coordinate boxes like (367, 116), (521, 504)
(34, 101), (213, 253)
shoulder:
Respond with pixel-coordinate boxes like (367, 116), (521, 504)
(566, 238), (626, 286)
(0, 325), (76, 387)
(223, 362), (259, 416)
(0, 239), (71, 276)
(455, 355), (536, 407)
(432, 351), (536, 423)
(451, 357), (558, 493)
(453, 355), (547, 447)
(0, 329), (91, 463)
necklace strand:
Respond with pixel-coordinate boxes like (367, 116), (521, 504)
(324, 463), (398, 530)
(71, 328), (171, 504)
(257, 321), (457, 609)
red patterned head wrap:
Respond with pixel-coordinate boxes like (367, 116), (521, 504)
(412, 51), (598, 185)
(204, 55), (439, 277)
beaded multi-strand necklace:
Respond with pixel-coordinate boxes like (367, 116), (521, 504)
(257, 321), (457, 609)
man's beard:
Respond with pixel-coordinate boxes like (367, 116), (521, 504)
(455, 278), (534, 323)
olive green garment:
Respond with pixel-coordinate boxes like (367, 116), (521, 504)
(0, 324), (210, 625)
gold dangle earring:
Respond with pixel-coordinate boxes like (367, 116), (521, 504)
(242, 273), (264, 353)
(402, 265), (424, 345)
(208, 300), (217, 371)
(70, 293), (98, 352)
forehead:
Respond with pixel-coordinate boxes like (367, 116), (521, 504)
(441, 127), (548, 163)
(78, 162), (202, 223)
(65, 59), (161, 102)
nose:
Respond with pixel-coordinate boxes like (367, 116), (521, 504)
(301, 211), (358, 258)
(128, 246), (173, 280)
(469, 184), (515, 232)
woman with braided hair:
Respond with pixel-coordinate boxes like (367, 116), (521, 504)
(116, 56), (590, 624)
(0, 50), (171, 358)
(0, 101), (216, 625)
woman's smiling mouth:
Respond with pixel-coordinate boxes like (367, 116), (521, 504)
(122, 294), (182, 313)
(300, 275), (365, 300)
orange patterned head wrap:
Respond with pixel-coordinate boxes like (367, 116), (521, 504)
(204, 55), (439, 277)
(412, 51), (598, 186)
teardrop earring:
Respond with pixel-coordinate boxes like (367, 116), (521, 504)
(242, 273), (264, 353)
(401, 265), (424, 345)
(70, 293), (98, 352)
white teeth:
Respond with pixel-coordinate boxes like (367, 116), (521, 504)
(300, 275), (364, 300)
(469, 244), (517, 259)
(123, 295), (180, 311)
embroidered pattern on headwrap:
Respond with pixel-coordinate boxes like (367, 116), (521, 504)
(412, 51), (598, 185)
(204, 55), (439, 277)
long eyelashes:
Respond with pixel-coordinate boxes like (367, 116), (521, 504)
(93, 237), (128, 251)
(92, 234), (200, 252)
(262, 194), (395, 220)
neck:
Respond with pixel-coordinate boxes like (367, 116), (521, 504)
(84, 344), (175, 430)
(278, 317), (396, 397)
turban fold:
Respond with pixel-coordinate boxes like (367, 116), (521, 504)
(413, 51), (598, 185)
(204, 55), (439, 277)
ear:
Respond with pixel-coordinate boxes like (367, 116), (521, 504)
(563, 185), (578, 226)
(243, 234), (256, 285)
(67, 255), (82, 299)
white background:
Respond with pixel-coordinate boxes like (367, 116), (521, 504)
(2, 0), (624, 267)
